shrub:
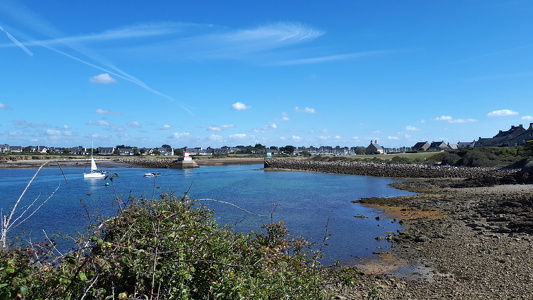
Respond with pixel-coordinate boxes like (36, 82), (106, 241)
(1, 193), (356, 299)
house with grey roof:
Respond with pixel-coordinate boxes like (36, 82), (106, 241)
(366, 140), (384, 154)
(475, 124), (531, 147)
(97, 147), (115, 155)
(412, 141), (430, 151)
(428, 141), (449, 152)
(457, 141), (476, 149)
(118, 148), (136, 155)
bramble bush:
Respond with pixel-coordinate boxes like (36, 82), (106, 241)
(1, 192), (358, 299)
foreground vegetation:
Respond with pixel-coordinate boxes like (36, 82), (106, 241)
(312, 145), (533, 169)
(1, 193), (357, 299)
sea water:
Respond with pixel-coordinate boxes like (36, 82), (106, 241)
(0, 164), (414, 264)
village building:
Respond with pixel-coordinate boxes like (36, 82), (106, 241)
(97, 147), (115, 155)
(412, 141), (430, 151)
(475, 123), (533, 147)
(457, 141), (476, 149)
(428, 141), (450, 152)
(366, 140), (384, 154)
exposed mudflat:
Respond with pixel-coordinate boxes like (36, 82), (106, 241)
(328, 178), (533, 299)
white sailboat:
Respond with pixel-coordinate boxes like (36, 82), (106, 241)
(84, 145), (106, 179)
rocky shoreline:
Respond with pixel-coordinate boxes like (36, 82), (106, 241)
(263, 159), (533, 298)
(326, 179), (533, 299)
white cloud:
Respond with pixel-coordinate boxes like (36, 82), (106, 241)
(229, 133), (248, 140)
(12, 120), (46, 127)
(294, 106), (316, 113)
(172, 132), (190, 139)
(46, 129), (61, 136)
(254, 123), (278, 133)
(87, 120), (110, 126)
(0, 103), (13, 110)
(406, 126), (420, 131)
(435, 115), (476, 123)
(291, 135), (302, 141)
(449, 118), (477, 123)
(522, 115), (533, 120)
(209, 134), (223, 142)
(487, 109), (518, 117)
(274, 50), (397, 66)
(207, 126), (222, 132)
(128, 121), (142, 128)
(275, 112), (290, 121)
(232, 102), (251, 110)
(388, 136), (400, 140)
(161, 124), (171, 130)
(435, 116), (453, 121)
(318, 135), (341, 141)
(90, 73), (117, 84)
(208, 124), (235, 132)
(96, 108), (122, 115)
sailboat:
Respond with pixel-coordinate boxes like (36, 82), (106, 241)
(84, 144), (106, 179)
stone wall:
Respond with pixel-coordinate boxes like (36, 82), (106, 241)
(264, 158), (518, 179)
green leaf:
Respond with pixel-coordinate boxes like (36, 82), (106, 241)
(79, 272), (88, 281)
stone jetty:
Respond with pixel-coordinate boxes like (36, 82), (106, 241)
(264, 158), (518, 179)
(115, 158), (176, 168)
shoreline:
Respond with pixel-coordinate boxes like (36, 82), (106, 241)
(0, 157), (265, 169)
(2, 157), (532, 297)
(328, 178), (533, 298)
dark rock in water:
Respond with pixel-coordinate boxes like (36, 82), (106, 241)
(515, 159), (533, 184)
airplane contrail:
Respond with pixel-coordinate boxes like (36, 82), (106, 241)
(0, 25), (33, 56)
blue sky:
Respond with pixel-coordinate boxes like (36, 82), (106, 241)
(1, 0), (532, 149)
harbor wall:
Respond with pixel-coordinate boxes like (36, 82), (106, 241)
(264, 158), (518, 179)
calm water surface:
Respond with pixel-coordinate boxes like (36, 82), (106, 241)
(0, 164), (414, 264)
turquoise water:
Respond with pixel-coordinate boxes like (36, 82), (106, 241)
(0, 164), (414, 264)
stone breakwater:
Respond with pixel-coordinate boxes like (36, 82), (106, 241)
(115, 158), (175, 168)
(264, 158), (518, 179)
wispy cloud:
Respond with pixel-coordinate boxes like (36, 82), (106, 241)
(96, 108), (122, 115)
(14, 22), (188, 47)
(275, 112), (290, 121)
(253, 123), (277, 133)
(87, 120), (110, 126)
(12, 119), (46, 127)
(207, 124), (235, 132)
(274, 50), (397, 66)
(90, 73), (117, 84)
(465, 71), (533, 82)
(232, 102), (251, 110)
(488, 109), (519, 117)
(229, 133), (250, 141)
(0, 25), (33, 56)
(0, 3), (195, 113)
(128, 121), (142, 128)
(0, 103), (13, 110)
(172, 132), (190, 139)
(435, 115), (477, 123)
(294, 106), (316, 113)
(522, 115), (533, 120)
(406, 125), (420, 131)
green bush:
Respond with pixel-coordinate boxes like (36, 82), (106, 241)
(1, 193), (357, 299)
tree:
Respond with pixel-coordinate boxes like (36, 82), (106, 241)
(280, 145), (295, 154)
(354, 146), (366, 155)
(524, 140), (533, 157)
